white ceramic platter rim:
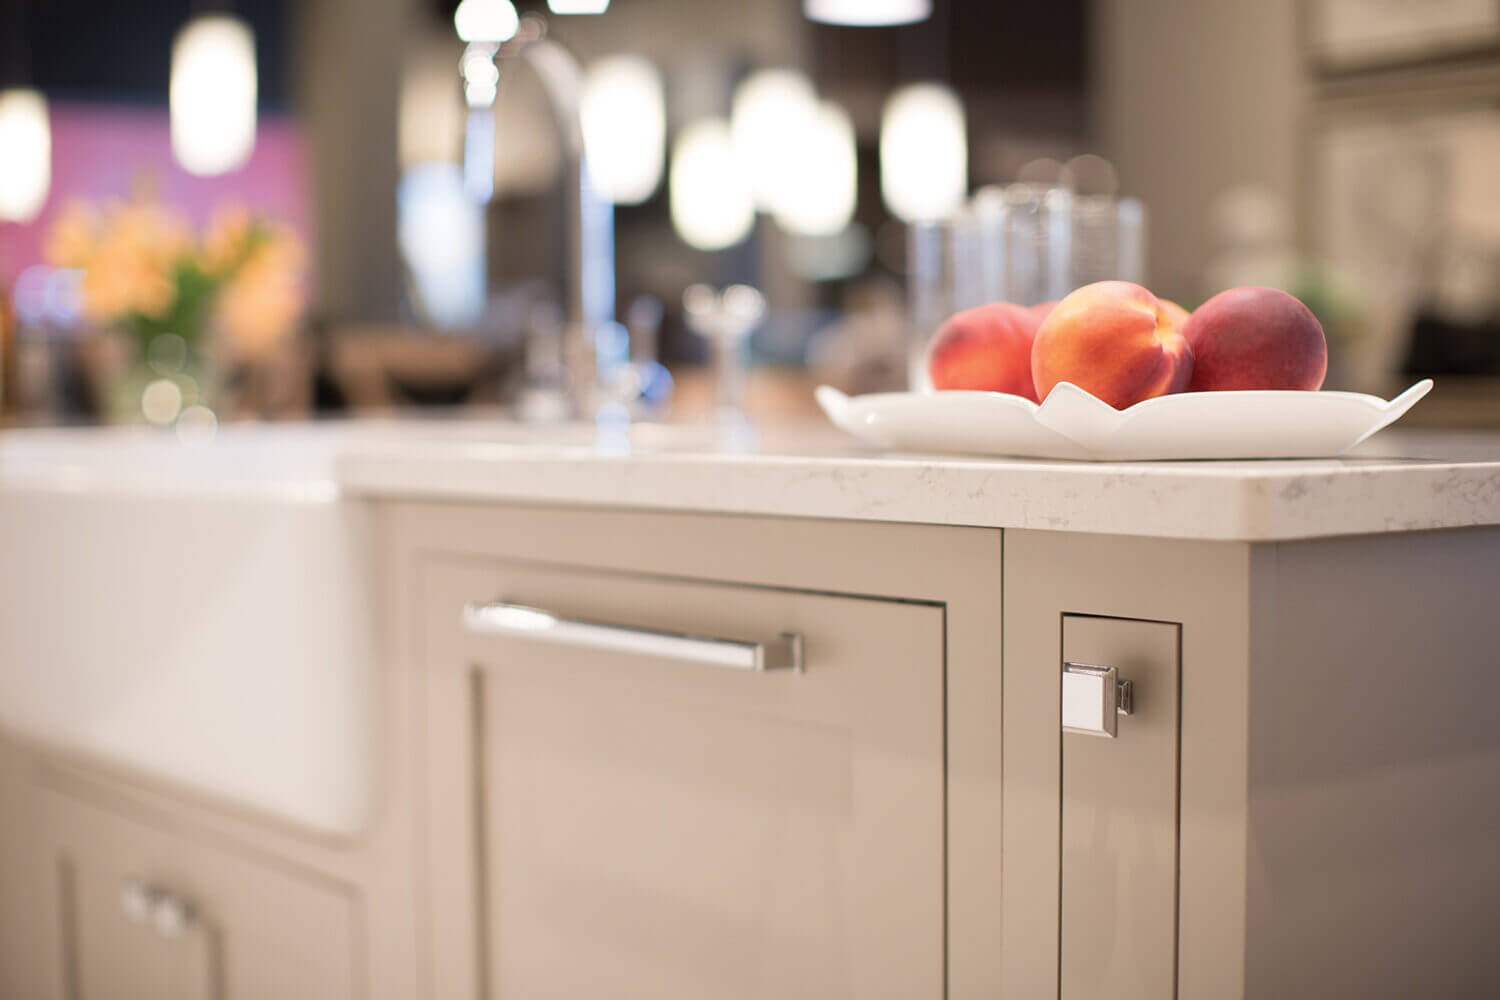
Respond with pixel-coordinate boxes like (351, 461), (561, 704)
(815, 379), (1435, 461)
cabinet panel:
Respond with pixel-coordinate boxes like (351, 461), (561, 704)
(423, 559), (946, 1000)
(1061, 615), (1181, 1000)
(390, 504), (1004, 998)
(1001, 530), (1251, 1000)
(38, 788), (359, 1000)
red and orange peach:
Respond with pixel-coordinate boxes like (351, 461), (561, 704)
(1030, 280), (1193, 408)
(926, 301), (1046, 400)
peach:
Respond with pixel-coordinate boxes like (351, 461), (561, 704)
(1182, 287), (1327, 391)
(1031, 280), (1193, 408)
(926, 301), (1045, 401)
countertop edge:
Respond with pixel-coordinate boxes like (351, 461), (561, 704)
(335, 449), (1500, 543)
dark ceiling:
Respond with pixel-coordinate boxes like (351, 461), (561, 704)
(13, 0), (1084, 115)
(811, 0), (1087, 93)
(15, 0), (291, 108)
(424, 0), (1089, 97)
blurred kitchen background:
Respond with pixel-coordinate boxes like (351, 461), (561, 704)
(3, 0), (1500, 430)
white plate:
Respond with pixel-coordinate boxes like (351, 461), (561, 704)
(816, 379), (1434, 461)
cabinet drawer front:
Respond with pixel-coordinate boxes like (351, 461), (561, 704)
(422, 559), (946, 1000)
(38, 789), (359, 1000)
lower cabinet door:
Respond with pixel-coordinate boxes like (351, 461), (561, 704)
(422, 560), (948, 1000)
(38, 788), (359, 1000)
(1060, 615), (1182, 999)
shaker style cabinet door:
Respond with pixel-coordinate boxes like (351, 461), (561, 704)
(36, 788), (359, 1000)
(419, 558), (947, 1000)
(1060, 615), (1182, 999)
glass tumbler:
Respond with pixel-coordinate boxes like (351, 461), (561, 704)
(683, 283), (765, 451)
(1002, 182), (1072, 308)
(1062, 195), (1146, 291)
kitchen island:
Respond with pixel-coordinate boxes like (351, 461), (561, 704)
(341, 425), (1500, 999)
(2, 421), (1498, 1000)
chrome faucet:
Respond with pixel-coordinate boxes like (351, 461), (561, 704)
(490, 19), (616, 418)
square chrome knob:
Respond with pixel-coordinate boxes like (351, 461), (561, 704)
(1062, 661), (1133, 738)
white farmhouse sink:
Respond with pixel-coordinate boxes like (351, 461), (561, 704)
(0, 424), (376, 837)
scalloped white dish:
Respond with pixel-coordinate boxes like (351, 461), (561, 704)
(815, 379), (1434, 461)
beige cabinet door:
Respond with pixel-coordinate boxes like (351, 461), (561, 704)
(1060, 615), (1181, 1000)
(37, 788), (359, 1000)
(420, 558), (947, 1000)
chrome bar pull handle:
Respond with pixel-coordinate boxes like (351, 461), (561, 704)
(1062, 661), (1133, 738)
(462, 601), (803, 673)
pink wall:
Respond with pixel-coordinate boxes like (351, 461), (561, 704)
(1, 101), (312, 285)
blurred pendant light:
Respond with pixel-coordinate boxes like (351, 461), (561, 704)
(804, 0), (930, 26)
(580, 56), (665, 205)
(772, 101), (857, 237)
(0, 89), (50, 222)
(880, 82), (966, 223)
(460, 43), (501, 108)
(670, 119), (754, 251)
(548, 0), (611, 13)
(454, 0), (519, 43)
(170, 14), (258, 176)
(452, 1), (516, 206)
(730, 68), (816, 215)
(458, 45), (498, 200)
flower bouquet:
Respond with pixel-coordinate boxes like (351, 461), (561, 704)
(46, 197), (306, 424)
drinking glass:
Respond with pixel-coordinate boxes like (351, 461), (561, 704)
(1065, 195), (1146, 289)
(684, 283), (765, 450)
(1000, 182), (1072, 308)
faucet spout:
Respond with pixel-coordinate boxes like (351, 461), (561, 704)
(500, 35), (615, 417)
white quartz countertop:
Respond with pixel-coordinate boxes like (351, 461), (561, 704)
(335, 422), (1500, 542)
